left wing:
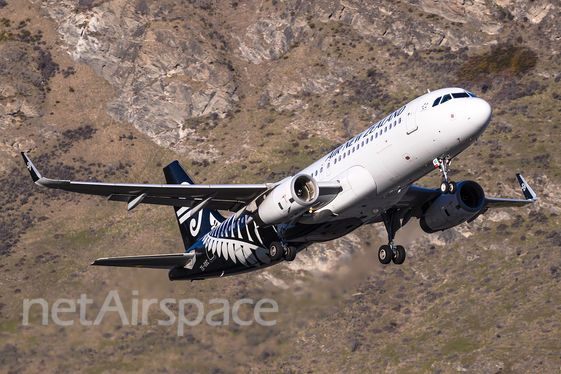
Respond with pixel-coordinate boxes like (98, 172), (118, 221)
(483, 174), (537, 208)
(22, 152), (271, 212)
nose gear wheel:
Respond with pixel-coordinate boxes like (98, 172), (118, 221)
(434, 157), (456, 194)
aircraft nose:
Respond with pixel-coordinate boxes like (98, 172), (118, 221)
(467, 98), (492, 130)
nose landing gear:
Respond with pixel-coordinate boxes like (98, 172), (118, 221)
(434, 157), (457, 194)
(378, 210), (407, 265)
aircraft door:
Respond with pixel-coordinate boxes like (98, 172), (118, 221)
(319, 164), (324, 180)
(326, 160), (332, 177)
(406, 99), (419, 134)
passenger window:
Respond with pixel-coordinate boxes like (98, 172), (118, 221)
(338, 156), (341, 161)
(432, 97), (441, 107)
(398, 118), (401, 124)
(352, 147), (355, 153)
(334, 159), (337, 165)
(315, 170), (317, 176)
(370, 135), (373, 141)
(452, 92), (470, 98)
(366, 138), (369, 144)
(389, 123), (392, 129)
(343, 153), (346, 159)
(440, 94), (452, 104)
(320, 167), (323, 173)
(361, 141), (364, 146)
(384, 127), (387, 133)
(347, 150), (350, 156)
(394, 121), (396, 127)
(375, 133), (378, 139)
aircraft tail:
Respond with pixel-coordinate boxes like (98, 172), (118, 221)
(163, 161), (226, 251)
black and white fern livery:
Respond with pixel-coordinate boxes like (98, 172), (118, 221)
(201, 215), (272, 267)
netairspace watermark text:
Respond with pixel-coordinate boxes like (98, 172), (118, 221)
(23, 290), (278, 336)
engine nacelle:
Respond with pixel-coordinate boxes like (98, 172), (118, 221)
(256, 174), (319, 226)
(420, 181), (485, 233)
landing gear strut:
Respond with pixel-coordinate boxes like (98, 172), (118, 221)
(378, 210), (407, 265)
(434, 157), (457, 194)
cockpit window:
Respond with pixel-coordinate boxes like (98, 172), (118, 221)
(432, 97), (441, 107)
(440, 94), (452, 104)
(452, 92), (470, 99)
(433, 91), (474, 108)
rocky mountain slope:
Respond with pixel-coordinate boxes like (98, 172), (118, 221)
(1, 0), (561, 372)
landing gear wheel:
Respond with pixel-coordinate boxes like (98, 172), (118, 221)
(392, 245), (406, 265)
(284, 246), (297, 262)
(378, 245), (393, 265)
(436, 157), (455, 194)
(448, 181), (457, 194)
(268, 241), (284, 261)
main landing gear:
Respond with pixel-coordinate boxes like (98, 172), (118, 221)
(378, 210), (406, 265)
(434, 157), (457, 194)
(268, 241), (297, 262)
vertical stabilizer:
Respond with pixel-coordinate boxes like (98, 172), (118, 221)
(163, 161), (226, 251)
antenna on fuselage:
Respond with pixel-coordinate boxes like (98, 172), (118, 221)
(427, 89), (430, 93)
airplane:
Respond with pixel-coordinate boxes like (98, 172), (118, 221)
(22, 87), (537, 281)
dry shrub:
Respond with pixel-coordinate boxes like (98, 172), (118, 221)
(456, 45), (537, 83)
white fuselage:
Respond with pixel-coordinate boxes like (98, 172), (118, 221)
(299, 88), (492, 222)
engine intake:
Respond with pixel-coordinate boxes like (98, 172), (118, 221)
(420, 181), (485, 233)
(256, 174), (319, 226)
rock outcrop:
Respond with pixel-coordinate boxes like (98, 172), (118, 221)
(40, 0), (558, 152)
(43, 0), (237, 149)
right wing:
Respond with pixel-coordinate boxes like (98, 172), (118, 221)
(22, 152), (271, 212)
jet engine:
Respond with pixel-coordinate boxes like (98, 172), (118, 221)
(420, 181), (485, 233)
(256, 174), (319, 226)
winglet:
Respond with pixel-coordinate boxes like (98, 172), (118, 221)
(516, 173), (537, 201)
(21, 152), (42, 183)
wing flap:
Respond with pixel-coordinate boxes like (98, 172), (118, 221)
(484, 197), (536, 208)
(107, 194), (245, 210)
(91, 253), (195, 269)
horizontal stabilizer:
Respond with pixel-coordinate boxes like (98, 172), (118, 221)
(91, 252), (195, 269)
